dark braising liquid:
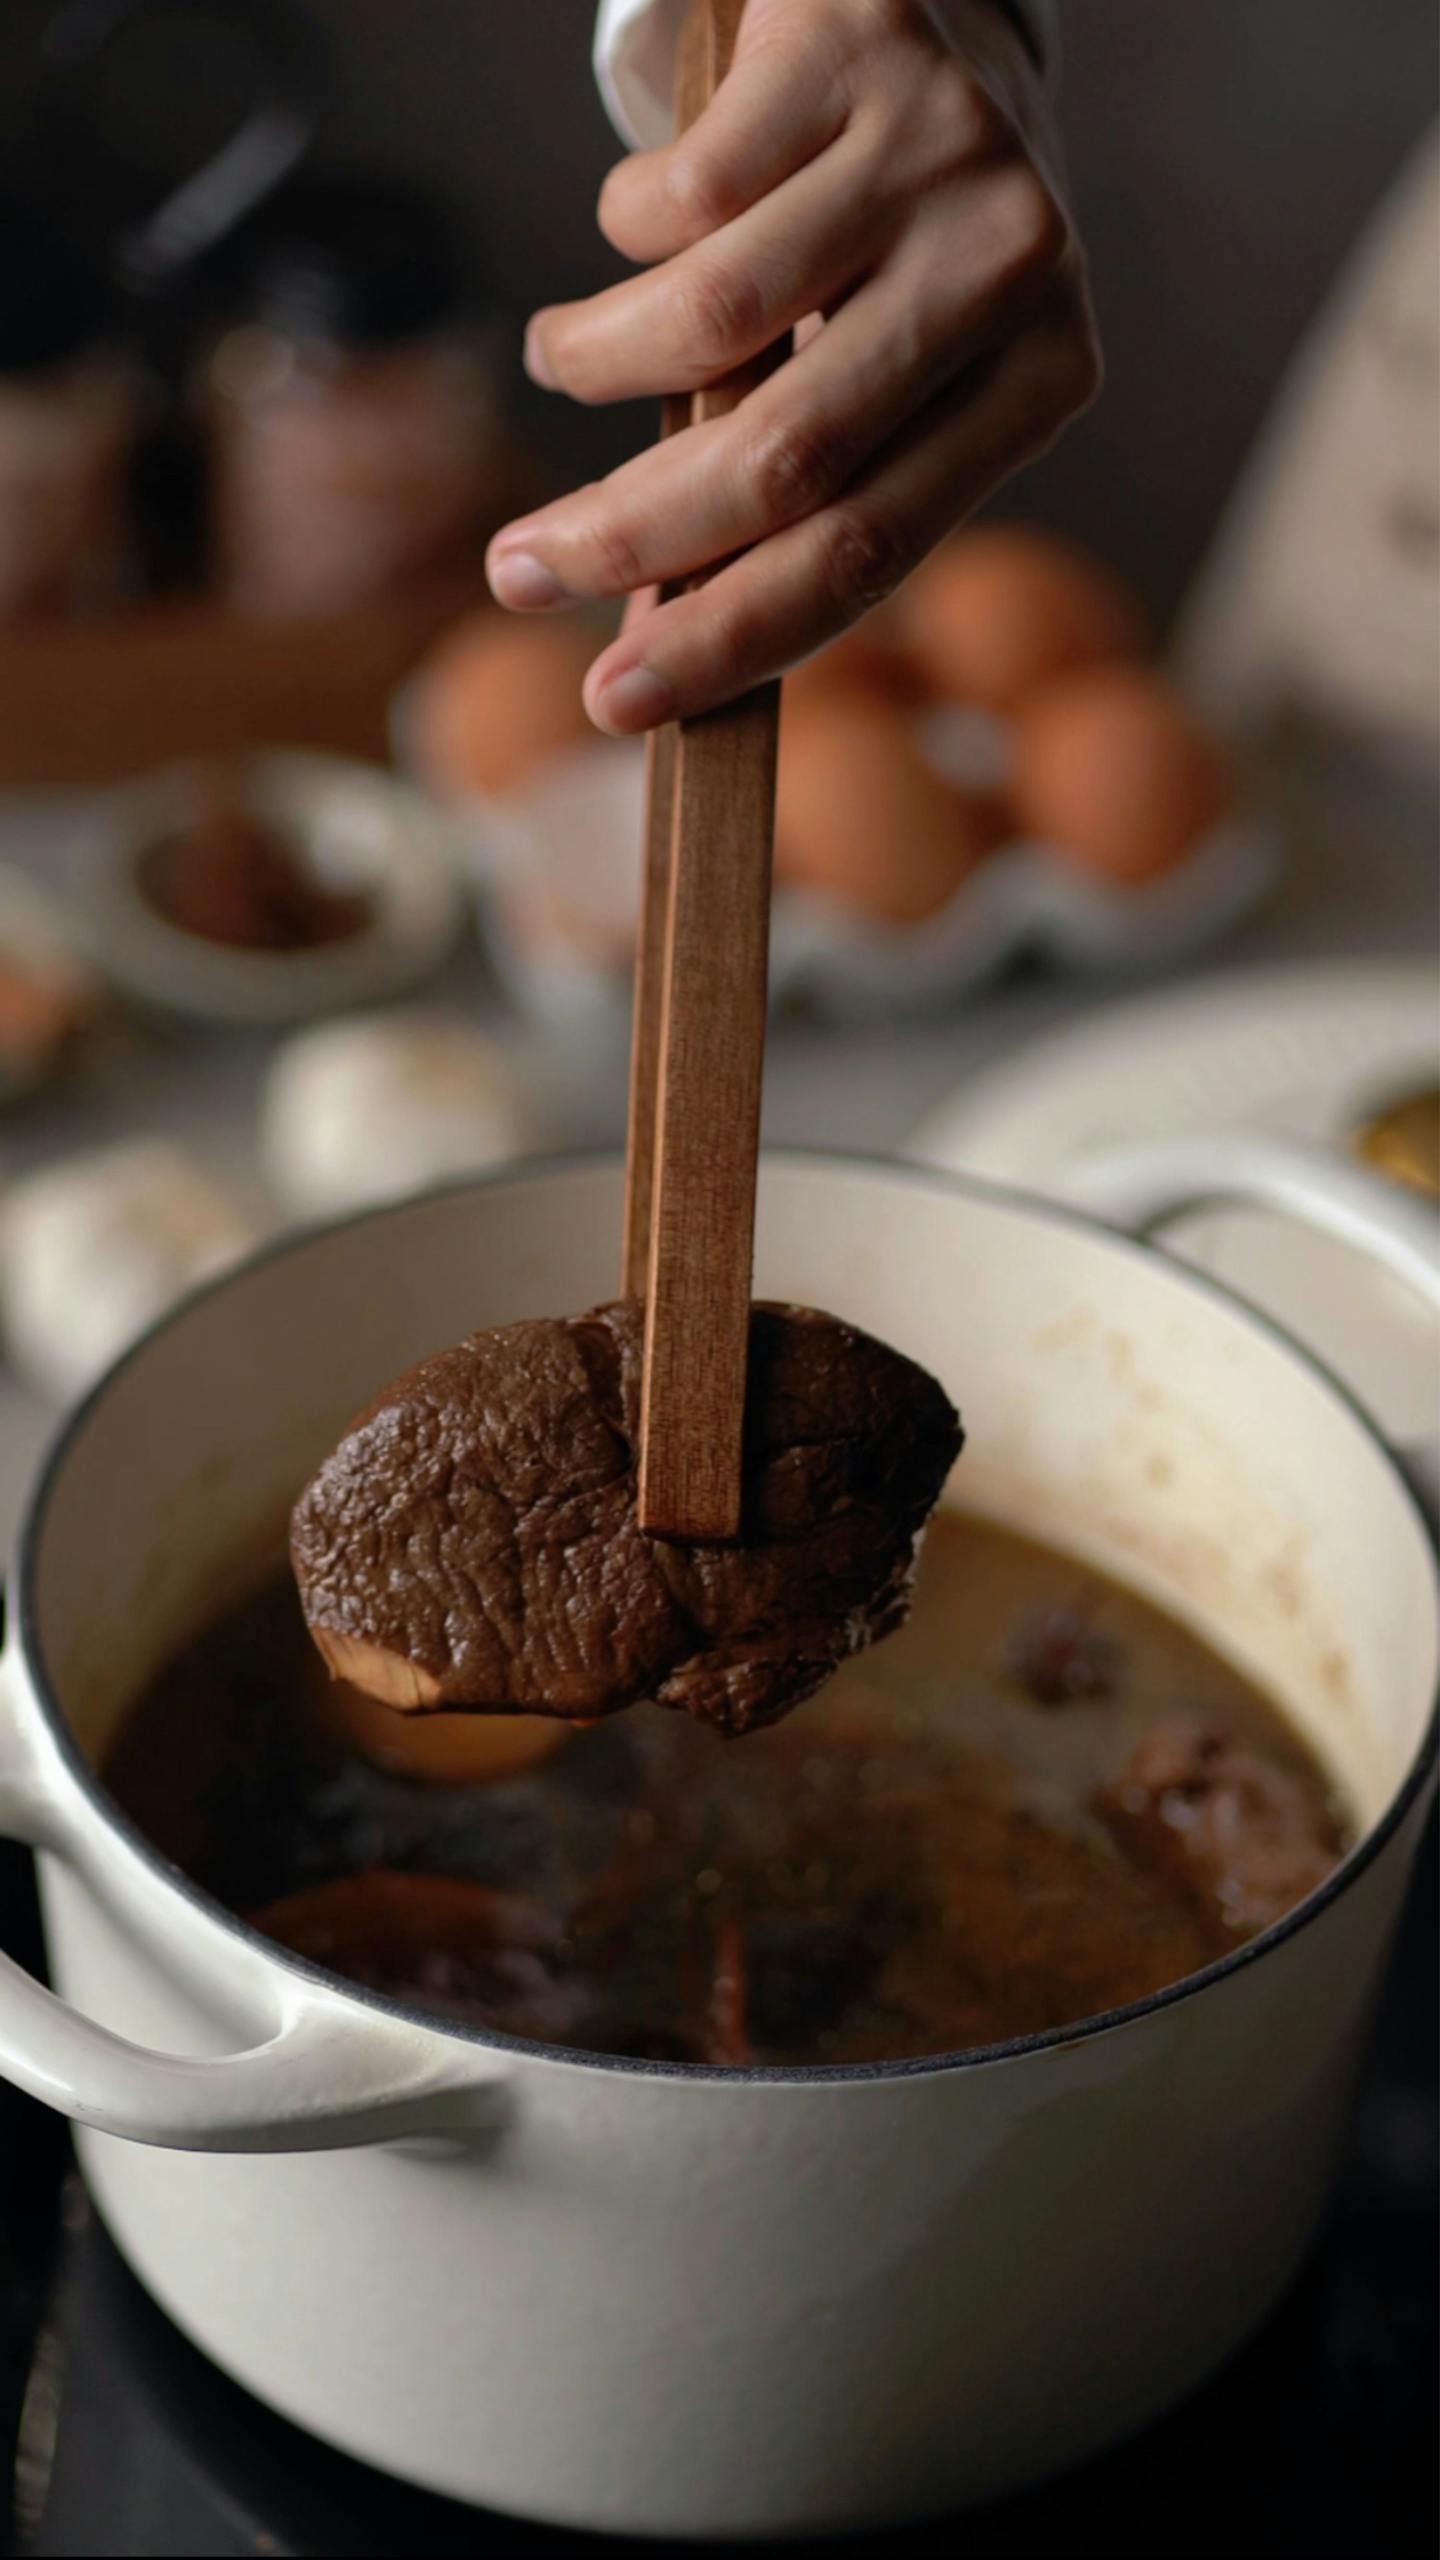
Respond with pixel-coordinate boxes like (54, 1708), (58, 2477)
(103, 1514), (1349, 2066)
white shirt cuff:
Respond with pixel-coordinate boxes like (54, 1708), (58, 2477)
(594, 1), (1053, 150)
(594, 0), (685, 151)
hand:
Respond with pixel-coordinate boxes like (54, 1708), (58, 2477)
(486, 0), (1100, 735)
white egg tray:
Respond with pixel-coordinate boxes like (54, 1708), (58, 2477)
(420, 710), (1280, 1027)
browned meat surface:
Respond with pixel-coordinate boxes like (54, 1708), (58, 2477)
(1096, 1714), (1344, 1937)
(291, 1299), (962, 1736)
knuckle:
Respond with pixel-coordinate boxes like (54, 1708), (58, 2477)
(852, 0), (936, 53)
(702, 591), (765, 688)
(825, 0), (901, 57)
(876, 68), (1025, 210)
(817, 500), (908, 614)
(993, 166), (1068, 281)
(666, 142), (744, 238)
(745, 416), (842, 524)
(950, 67), (1011, 161)
(671, 256), (765, 373)
(537, 330), (583, 398)
(586, 509), (647, 594)
(536, 320), (603, 405)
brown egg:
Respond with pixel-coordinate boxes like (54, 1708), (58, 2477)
(1010, 667), (1230, 883)
(318, 1676), (571, 1785)
(902, 526), (1147, 713)
(776, 694), (1003, 927)
(786, 605), (922, 708)
(411, 612), (599, 796)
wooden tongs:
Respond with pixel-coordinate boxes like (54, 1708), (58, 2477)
(624, 0), (783, 1544)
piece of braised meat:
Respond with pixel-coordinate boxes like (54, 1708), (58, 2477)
(252, 1870), (583, 2040)
(291, 1300), (962, 1737)
(1097, 1714), (1344, 1938)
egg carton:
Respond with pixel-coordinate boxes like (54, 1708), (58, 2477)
(769, 821), (1277, 1021)
(426, 719), (1281, 1028)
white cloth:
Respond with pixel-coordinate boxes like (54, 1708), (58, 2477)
(594, 0), (1051, 149)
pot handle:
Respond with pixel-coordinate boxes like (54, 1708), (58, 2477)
(0, 1662), (507, 2153)
(1067, 1134), (1440, 1517)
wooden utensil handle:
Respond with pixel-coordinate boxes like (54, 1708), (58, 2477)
(621, 396), (688, 1301)
(635, 0), (785, 1541)
(621, 0), (744, 1293)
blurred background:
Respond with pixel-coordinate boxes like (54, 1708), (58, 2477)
(0, 0), (1432, 1474)
(4, 0), (1438, 603)
(0, 3), (1434, 2552)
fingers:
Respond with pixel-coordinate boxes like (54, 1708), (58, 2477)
(492, 165), (1070, 611)
(494, 274), (966, 608)
(599, 18), (848, 266)
(623, 585), (661, 635)
(601, 8), (1022, 276)
(505, 4), (1094, 733)
(526, 127), (888, 405)
(581, 301), (1100, 733)
(532, 19), (1056, 409)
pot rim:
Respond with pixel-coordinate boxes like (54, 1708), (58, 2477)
(14, 1145), (1440, 2088)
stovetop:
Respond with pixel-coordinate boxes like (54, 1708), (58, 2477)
(1, 1827), (1435, 2560)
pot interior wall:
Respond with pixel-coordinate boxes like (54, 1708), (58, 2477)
(23, 1160), (1439, 1833)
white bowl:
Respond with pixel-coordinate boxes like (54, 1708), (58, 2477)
(70, 753), (467, 1026)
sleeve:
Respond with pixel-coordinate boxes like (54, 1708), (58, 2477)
(594, 1), (1054, 150)
(594, 0), (685, 150)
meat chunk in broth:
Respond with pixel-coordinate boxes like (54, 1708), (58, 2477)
(1096, 1715), (1344, 1937)
(291, 1300), (962, 1735)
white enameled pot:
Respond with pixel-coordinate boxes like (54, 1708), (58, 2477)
(1, 1148), (1437, 2537)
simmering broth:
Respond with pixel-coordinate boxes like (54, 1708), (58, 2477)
(103, 1512), (1349, 2066)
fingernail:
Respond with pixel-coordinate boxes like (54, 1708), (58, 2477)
(524, 322), (557, 389)
(487, 547), (566, 610)
(592, 662), (676, 734)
